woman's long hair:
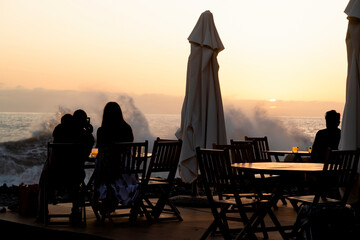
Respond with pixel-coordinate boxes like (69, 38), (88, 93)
(101, 102), (126, 129)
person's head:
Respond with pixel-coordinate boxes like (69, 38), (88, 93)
(101, 102), (125, 128)
(325, 110), (340, 129)
(73, 109), (88, 127)
(61, 114), (73, 126)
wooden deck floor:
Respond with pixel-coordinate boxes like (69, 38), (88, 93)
(0, 199), (358, 239)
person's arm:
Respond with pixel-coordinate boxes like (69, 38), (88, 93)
(311, 131), (320, 161)
(129, 128), (134, 142)
(96, 127), (103, 148)
(52, 125), (60, 143)
(127, 125), (134, 142)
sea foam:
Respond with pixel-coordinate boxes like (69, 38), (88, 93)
(0, 94), (320, 186)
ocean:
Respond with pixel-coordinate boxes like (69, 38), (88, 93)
(0, 110), (325, 186)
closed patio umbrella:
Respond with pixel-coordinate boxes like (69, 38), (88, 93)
(339, 1), (360, 203)
(340, 1), (360, 158)
(175, 10), (227, 183)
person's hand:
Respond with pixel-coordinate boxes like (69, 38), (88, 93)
(87, 124), (94, 134)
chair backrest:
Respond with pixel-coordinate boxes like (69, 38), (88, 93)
(244, 136), (271, 162)
(145, 138), (182, 182)
(47, 142), (88, 186)
(196, 147), (236, 200)
(320, 148), (360, 204)
(229, 140), (256, 163)
(110, 141), (148, 181)
(213, 142), (256, 190)
(213, 141), (254, 164)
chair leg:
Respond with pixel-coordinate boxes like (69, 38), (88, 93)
(144, 197), (154, 208)
(216, 217), (232, 240)
(148, 185), (183, 221)
(289, 210), (303, 238)
(152, 195), (167, 219)
(166, 199), (183, 221)
(77, 201), (87, 226)
(38, 187), (49, 224)
(220, 205), (230, 231)
(83, 182), (101, 221)
(235, 202), (268, 240)
(266, 206), (289, 240)
(90, 193), (101, 221)
(280, 196), (287, 205)
(259, 219), (269, 239)
(100, 209), (113, 224)
(288, 199), (300, 212)
(200, 220), (217, 240)
(139, 201), (154, 223)
(206, 205), (232, 240)
(91, 203), (101, 221)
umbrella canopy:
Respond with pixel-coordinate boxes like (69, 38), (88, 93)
(340, 1), (360, 202)
(175, 10), (227, 183)
(340, 1), (360, 164)
(345, 0), (360, 18)
(340, 5), (360, 203)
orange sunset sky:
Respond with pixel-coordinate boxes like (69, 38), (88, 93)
(0, 0), (351, 116)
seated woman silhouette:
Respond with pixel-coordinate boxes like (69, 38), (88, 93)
(94, 101), (137, 214)
(311, 110), (341, 163)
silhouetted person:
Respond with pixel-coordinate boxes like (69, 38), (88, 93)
(73, 109), (95, 155)
(96, 102), (133, 148)
(68, 109), (94, 223)
(94, 102), (136, 214)
(38, 110), (94, 224)
(52, 113), (75, 143)
(311, 110), (341, 163)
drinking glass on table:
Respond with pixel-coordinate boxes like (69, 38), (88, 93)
(292, 146), (299, 153)
(90, 148), (98, 158)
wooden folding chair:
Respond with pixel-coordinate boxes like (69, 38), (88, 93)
(213, 142), (260, 195)
(244, 136), (272, 162)
(83, 157), (101, 221)
(241, 137), (288, 206)
(95, 141), (151, 223)
(41, 142), (88, 226)
(196, 147), (268, 240)
(142, 138), (183, 221)
(226, 140), (255, 163)
(212, 143), (269, 238)
(288, 149), (360, 209)
(288, 148), (360, 238)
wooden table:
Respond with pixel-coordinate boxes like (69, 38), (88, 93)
(233, 162), (323, 174)
(232, 162), (324, 239)
(264, 150), (312, 162)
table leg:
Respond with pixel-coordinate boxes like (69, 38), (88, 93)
(237, 184), (292, 239)
(269, 154), (284, 162)
(293, 154), (302, 162)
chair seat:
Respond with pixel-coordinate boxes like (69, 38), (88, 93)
(254, 173), (280, 179)
(222, 192), (258, 199)
(212, 194), (261, 206)
(139, 177), (169, 185)
(287, 195), (343, 204)
(139, 176), (168, 182)
(148, 180), (169, 185)
(223, 192), (273, 199)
